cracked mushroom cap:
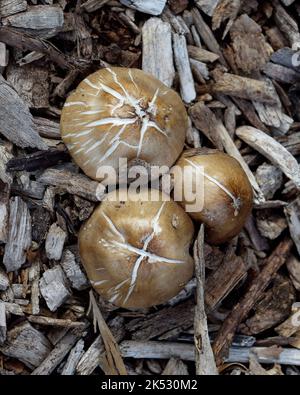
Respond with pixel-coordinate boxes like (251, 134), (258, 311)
(78, 189), (194, 309)
(174, 149), (253, 244)
(61, 67), (188, 180)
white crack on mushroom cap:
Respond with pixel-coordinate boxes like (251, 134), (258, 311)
(60, 67), (188, 180)
(78, 189), (194, 309)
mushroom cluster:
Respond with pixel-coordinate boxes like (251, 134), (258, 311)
(61, 67), (254, 308)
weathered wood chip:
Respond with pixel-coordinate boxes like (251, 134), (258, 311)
(275, 303), (300, 338)
(194, 0), (219, 17)
(162, 358), (189, 375)
(76, 316), (125, 375)
(0, 302), (6, 344)
(45, 223), (67, 261)
(38, 168), (105, 202)
(120, 0), (167, 16)
(228, 14), (272, 74)
(213, 73), (278, 104)
(0, 0), (27, 18)
(3, 5), (64, 38)
(61, 339), (85, 375)
(6, 63), (49, 109)
(32, 326), (87, 375)
(236, 126), (300, 187)
(39, 265), (71, 312)
(284, 197), (300, 255)
(0, 321), (52, 369)
(142, 18), (175, 87)
(173, 33), (196, 103)
(212, 0), (241, 39)
(286, 255), (300, 291)
(0, 76), (48, 150)
(61, 249), (89, 291)
(120, 340), (300, 365)
(193, 226), (218, 375)
(3, 196), (32, 273)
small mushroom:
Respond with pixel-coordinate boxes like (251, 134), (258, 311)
(61, 67), (187, 180)
(173, 148), (253, 244)
(78, 189), (194, 308)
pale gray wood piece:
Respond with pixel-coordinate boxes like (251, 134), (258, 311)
(161, 358), (189, 375)
(190, 58), (209, 80)
(280, 0), (295, 5)
(0, 0), (27, 18)
(188, 45), (220, 63)
(39, 265), (71, 312)
(3, 6), (64, 38)
(0, 302), (6, 344)
(263, 62), (300, 84)
(33, 117), (61, 139)
(253, 101), (293, 133)
(120, 340), (300, 365)
(11, 284), (26, 299)
(0, 75), (48, 150)
(0, 269), (9, 292)
(119, 0), (167, 16)
(273, 0), (300, 47)
(38, 169), (105, 202)
(142, 18), (175, 88)
(17, 51), (45, 66)
(284, 197), (300, 256)
(191, 25), (201, 47)
(0, 162), (11, 246)
(167, 278), (197, 307)
(31, 326), (87, 375)
(0, 143), (13, 184)
(6, 63), (49, 109)
(61, 249), (89, 291)
(286, 255), (300, 291)
(3, 196), (32, 273)
(255, 163), (283, 200)
(195, 0), (219, 16)
(191, 7), (226, 65)
(61, 339), (85, 375)
(2, 302), (24, 316)
(173, 33), (196, 103)
(213, 73), (278, 104)
(271, 47), (300, 72)
(0, 42), (9, 67)
(76, 316), (125, 375)
(256, 214), (287, 240)
(236, 126), (300, 187)
(162, 7), (190, 36)
(12, 179), (45, 200)
(252, 79), (293, 133)
(45, 223), (67, 261)
(0, 321), (52, 369)
(194, 227), (218, 375)
(81, 0), (110, 12)
(28, 259), (40, 315)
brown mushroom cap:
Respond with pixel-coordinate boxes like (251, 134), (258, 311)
(61, 67), (188, 180)
(78, 189), (194, 309)
(174, 149), (253, 244)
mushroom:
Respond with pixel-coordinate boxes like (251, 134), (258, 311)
(60, 67), (187, 180)
(173, 148), (253, 244)
(78, 189), (194, 308)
